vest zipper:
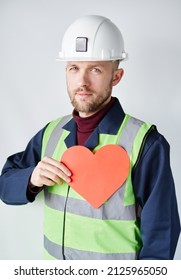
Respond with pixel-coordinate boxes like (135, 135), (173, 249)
(62, 185), (70, 260)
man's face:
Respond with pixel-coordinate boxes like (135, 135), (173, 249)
(65, 61), (123, 117)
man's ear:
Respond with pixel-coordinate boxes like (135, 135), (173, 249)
(112, 68), (124, 86)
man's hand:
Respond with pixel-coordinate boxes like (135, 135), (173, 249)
(30, 157), (71, 187)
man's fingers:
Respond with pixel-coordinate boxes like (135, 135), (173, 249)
(41, 157), (71, 183)
(42, 157), (71, 177)
(30, 157), (71, 187)
(39, 169), (63, 185)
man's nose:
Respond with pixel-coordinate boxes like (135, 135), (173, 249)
(78, 71), (90, 87)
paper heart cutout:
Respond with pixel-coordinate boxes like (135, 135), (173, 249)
(61, 144), (130, 208)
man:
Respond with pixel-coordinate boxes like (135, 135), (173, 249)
(0, 15), (180, 260)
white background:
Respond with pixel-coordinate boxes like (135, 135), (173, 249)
(0, 0), (180, 259)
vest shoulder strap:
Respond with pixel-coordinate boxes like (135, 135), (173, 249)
(42, 114), (72, 158)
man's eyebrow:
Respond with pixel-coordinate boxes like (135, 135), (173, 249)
(66, 63), (78, 68)
(66, 63), (106, 69)
(88, 64), (105, 69)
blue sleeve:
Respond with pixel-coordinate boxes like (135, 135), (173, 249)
(0, 126), (46, 205)
(133, 129), (181, 259)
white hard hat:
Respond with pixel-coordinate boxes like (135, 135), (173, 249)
(58, 15), (127, 61)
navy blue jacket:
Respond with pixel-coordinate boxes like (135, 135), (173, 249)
(0, 98), (180, 259)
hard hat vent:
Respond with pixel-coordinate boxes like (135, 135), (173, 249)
(76, 37), (88, 52)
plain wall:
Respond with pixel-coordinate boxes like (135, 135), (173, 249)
(0, 0), (180, 259)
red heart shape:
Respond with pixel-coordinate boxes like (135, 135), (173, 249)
(61, 144), (130, 208)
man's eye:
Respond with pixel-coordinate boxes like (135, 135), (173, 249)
(69, 66), (78, 72)
(92, 68), (101, 73)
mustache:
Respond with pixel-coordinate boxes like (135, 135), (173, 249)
(75, 86), (95, 94)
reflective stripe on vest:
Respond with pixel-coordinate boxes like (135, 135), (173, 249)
(44, 235), (137, 260)
(44, 114), (72, 158)
(42, 114), (153, 260)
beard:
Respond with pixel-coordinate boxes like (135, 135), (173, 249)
(67, 81), (113, 115)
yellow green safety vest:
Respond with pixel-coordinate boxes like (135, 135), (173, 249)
(41, 114), (153, 260)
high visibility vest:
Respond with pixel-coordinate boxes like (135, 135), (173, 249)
(41, 114), (153, 260)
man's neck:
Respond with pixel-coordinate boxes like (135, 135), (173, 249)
(73, 97), (116, 145)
